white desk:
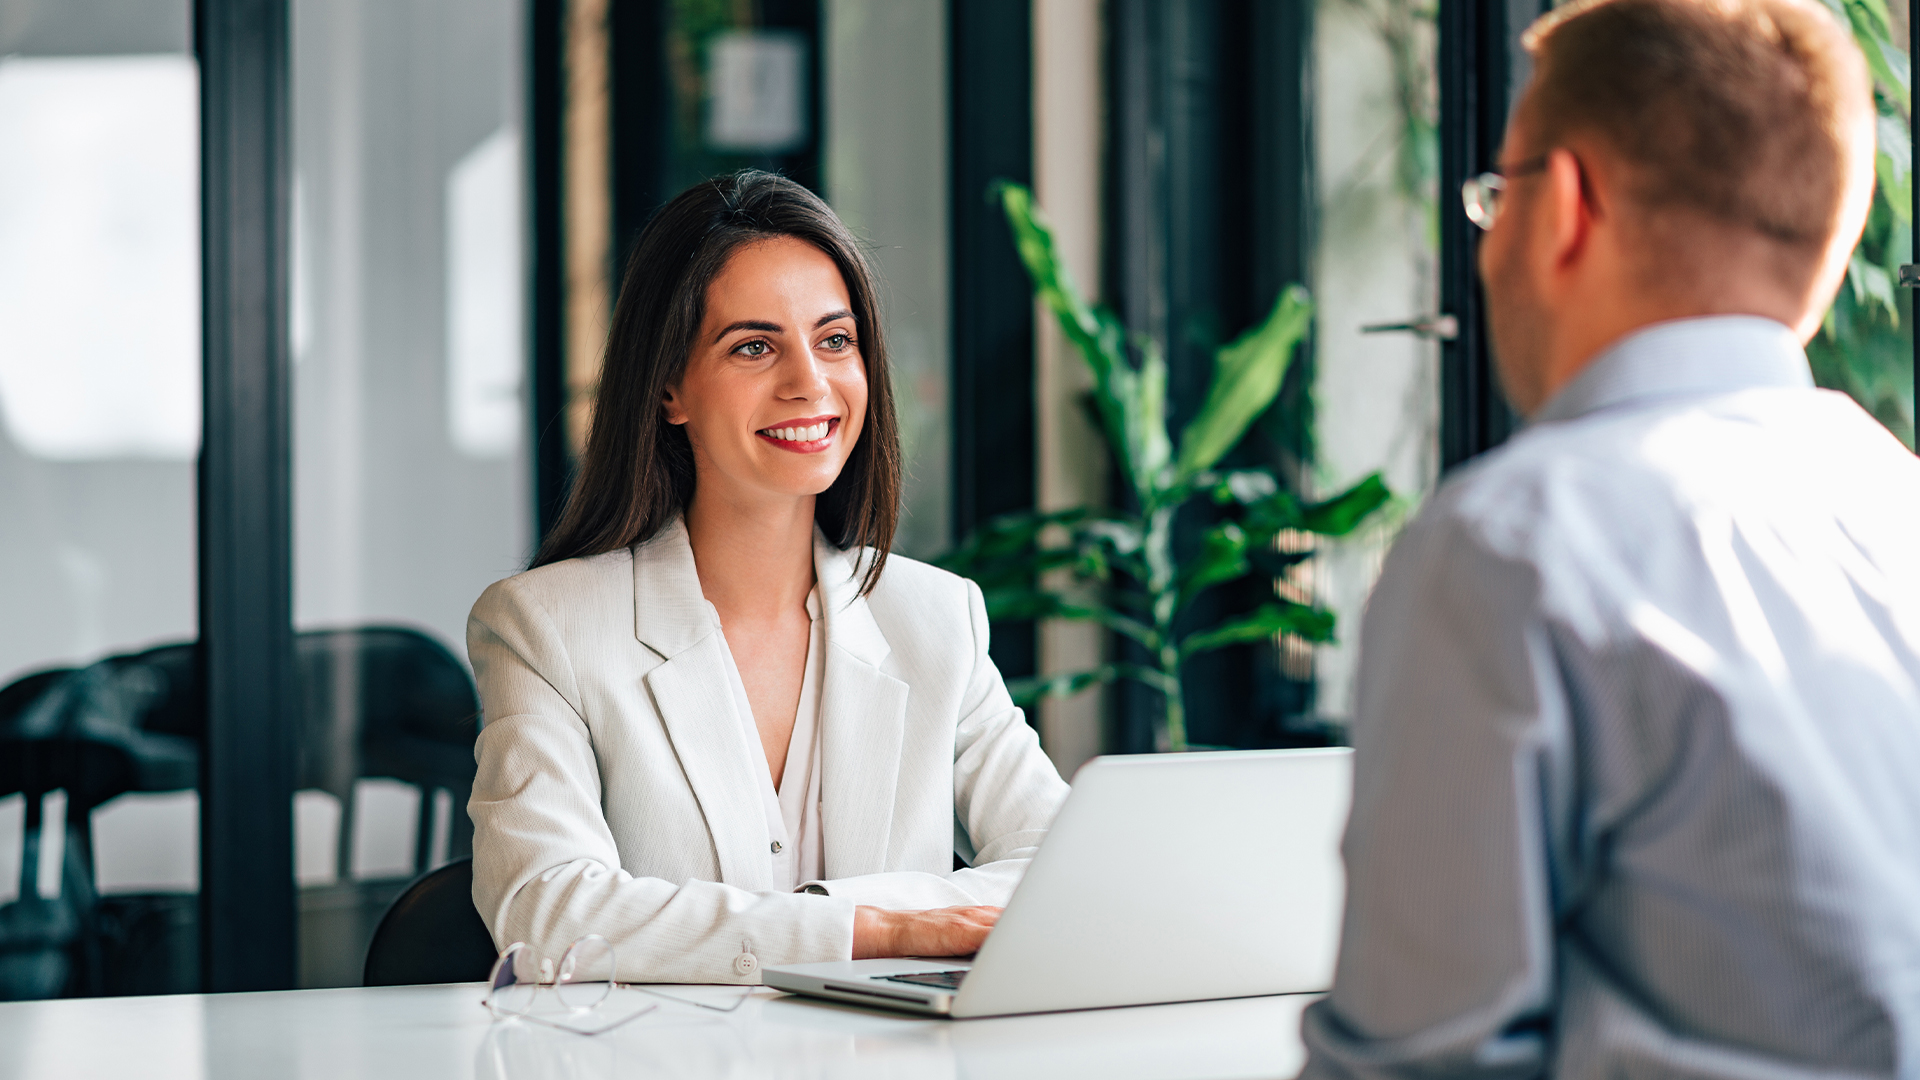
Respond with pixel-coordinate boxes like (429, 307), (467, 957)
(0, 983), (1313, 1080)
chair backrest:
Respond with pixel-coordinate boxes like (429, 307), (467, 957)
(361, 856), (496, 987)
(295, 626), (481, 877)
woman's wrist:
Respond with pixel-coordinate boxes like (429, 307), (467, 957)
(851, 906), (896, 959)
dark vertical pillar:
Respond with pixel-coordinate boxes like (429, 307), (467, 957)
(609, 0), (666, 277)
(1438, 0), (1545, 469)
(195, 0), (295, 993)
(1104, 0), (1315, 752)
(950, 0), (1037, 682)
(609, 0), (824, 281)
(1105, 0), (1167, 364)
(530, 0), (569, 546)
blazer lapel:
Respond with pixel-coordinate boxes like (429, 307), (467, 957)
(632, 521), (772, 890)
(814, 537), (911, 879)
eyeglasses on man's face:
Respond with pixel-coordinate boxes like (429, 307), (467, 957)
(1461, 155), (1550, 230)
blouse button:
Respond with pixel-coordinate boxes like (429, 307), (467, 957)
(770, 840), (783, 854)
(733, 952), (759, 976)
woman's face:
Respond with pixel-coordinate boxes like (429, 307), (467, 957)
(666, 236), (868, 509)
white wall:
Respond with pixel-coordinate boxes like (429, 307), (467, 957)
(1033, 0), (1106, 779)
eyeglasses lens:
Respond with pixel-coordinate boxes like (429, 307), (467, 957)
(554, 935), (615, 1011)
(488, 943), (538, 1016)
(1462, 173), (1505, 230)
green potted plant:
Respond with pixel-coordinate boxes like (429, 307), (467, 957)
(937, 183), (1393, 752)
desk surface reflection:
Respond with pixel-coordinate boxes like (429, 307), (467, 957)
(0, 982), (1314, 1080)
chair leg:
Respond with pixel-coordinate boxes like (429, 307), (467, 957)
(413, 786), (435, 877)
(19, 792), (42, 902)
(335, 787), (355, 885)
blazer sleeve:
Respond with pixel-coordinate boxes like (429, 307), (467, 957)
(798, 578), (1071, 909)
(467, 576), (858, 983)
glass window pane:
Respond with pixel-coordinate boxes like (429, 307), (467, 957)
(0, 0), (201, 999)
(1310, 0), (1442, 727)
(820, 0), (949, 558)
(291, 0), (529, 988)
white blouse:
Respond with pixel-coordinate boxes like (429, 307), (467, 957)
(713, 586), (826, 891)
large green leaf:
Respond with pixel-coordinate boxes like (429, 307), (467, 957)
(1299, 474), (1392, 537)
(1006, 662), (1177, 706)
(1875, 109), (1912, 228)
(978, 587), (1160, 648)
(1241, 490), (1306, 539)
(1179, 600), (1336, 657)
(1178, 522), (1251, 604)
(935, 508), (1091, 587)
(1006, 668), (1117, 706)
(994, 183), (1149, 492)
(1834, 0), (1910, 112)
(1174, 285), (1314, 482)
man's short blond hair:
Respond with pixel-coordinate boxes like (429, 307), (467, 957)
(1523, 0), (1871, 251)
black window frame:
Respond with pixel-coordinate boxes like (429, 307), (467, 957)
(195, 0), (296, 993)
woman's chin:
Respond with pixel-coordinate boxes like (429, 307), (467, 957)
(723, 463), (850, 504)
(749, 452), (850, 492)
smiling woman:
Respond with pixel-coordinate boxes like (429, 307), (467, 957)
(466, 171), (1069, 984)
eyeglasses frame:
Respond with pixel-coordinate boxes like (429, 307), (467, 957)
(481, 936), (753, 1036)
(1462, 154), (1552, 231)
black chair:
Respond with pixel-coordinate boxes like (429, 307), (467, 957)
(1, 626), (484, 997)
(295, 627), (481, 878)
(0, 660), (195, 999)
(362, 856), (496, 986)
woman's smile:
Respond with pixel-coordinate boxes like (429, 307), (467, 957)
(755, 415), (840, 453)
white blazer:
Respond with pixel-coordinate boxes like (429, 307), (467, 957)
(466, 519), (1070, 983)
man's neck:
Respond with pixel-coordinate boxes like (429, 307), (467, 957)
(1531, 298), (1805, 418)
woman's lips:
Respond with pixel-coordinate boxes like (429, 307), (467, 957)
(755, 416), (840, 454)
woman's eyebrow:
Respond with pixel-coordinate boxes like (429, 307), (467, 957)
(712, 319), (781, 342)
(813, 310), (854, 329)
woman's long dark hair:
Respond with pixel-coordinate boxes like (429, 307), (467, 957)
(531, 170), (901, 593)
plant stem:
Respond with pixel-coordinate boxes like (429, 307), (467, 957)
(1141, 505), (1185, 751)
(1161, 657), (1187, 752)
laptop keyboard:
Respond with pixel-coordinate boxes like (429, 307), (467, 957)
(875, 970), (968, 991)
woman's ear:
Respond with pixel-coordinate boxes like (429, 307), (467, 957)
(662, 386), (688, 425)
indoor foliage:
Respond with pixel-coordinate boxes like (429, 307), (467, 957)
(1811, 0), (1915, 443)
(936, 183), (1392, 752)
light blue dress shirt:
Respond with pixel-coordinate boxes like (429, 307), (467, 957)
(1301, 317), (1920, 1080)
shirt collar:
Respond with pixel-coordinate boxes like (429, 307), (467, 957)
(1532, 315), (1813, 426)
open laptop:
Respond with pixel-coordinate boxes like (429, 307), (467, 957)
(762, 747), (1351, 1018)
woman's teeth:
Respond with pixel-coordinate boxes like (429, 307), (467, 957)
(761, 421), (830, 442)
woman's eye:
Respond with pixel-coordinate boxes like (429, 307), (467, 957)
(823, 333), (849, 350)
(737, 340), (770, 357)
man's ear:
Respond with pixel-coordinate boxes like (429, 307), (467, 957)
(1542, 147), (1595, 274)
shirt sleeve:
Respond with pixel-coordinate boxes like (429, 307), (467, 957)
(1299, 510), (1568, 1080)
(795, 578), (1071, 910)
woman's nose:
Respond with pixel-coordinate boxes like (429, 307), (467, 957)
(777, 346), (831, 400)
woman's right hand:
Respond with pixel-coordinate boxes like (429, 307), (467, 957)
(852, 905), (1002, 959)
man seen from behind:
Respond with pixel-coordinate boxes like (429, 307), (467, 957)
(1301, 1), (1920, 1077)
